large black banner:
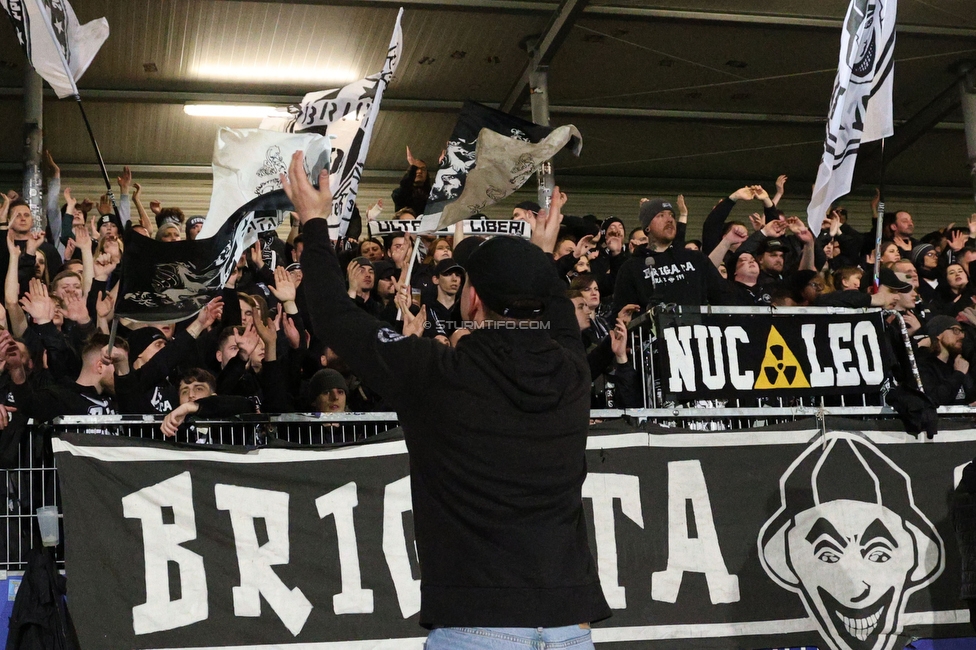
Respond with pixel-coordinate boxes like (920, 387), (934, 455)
(657, 307), (889, 401)
(53, 420), (976, 649)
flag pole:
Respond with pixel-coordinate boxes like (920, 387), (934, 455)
(105, 314), (119, 360)
(872, 138), (888, 288)
(72, 95), (119, 214)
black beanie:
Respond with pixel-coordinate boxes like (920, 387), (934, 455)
(126, 327), (166, 364)
(464, 236), (562, 318)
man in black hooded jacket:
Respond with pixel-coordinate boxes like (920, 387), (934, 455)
(282, 151), (609, 648)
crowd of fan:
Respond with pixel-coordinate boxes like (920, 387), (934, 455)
(0, 149), (972, 444)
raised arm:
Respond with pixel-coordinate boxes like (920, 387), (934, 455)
(281, 150), (428, 400)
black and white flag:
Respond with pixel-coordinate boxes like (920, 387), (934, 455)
(807, 0), (897, 235)
(197, 128), (331, 242)
(261, 8), (403, 238)
(0, 0), (108, 98)
(418, 101), (582, 232)
(116, 191), (292, 323)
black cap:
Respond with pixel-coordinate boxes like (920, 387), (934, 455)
(515, 200), (541, 213)
(97, 213), (121, 231)
(433, 258), (464, 278)
(878, 268), (913, 293)
(465, 236), (562, 318)
(638, 199), (676, 230)
(373, 260), (398, 280)
(760, 238), (787, 254)
(452, 237), (486, 268)
(126, 327), (166, 364)
(351, 256), (374, 270)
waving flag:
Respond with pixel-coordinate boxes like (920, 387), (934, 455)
(807, 0), (897, 235)
(418, 101), (582, 232)
(197, 128), (331, 242)
(262, 8), (403, 238)
(0, 0), (109, 98)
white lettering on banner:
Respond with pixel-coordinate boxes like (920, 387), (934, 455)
(697, 325), (726, 391)
(582, 473), (644, 609)
(827, 323), (860, 387)
(664, 319), (885, 393)
(725, 327), (754, 390)
(382, 477), (421, 618)
(801, 324), (834, 387)
(214, 485), (313, 636)
(651, 461), (739, 605)
(853, 320), (885, 384)
(367, 219), (531, 238)
(665, 326), (697, 392)
(315, 482), (375, 614)
(122, 472), (208, 634)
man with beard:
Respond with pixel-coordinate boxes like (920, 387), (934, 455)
(612, 198), (729, 319)
(916, 315), (976, 406)
(760, 433), (943, 650)
(757, 238), (787, 285)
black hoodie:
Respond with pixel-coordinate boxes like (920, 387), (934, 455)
(300, 218), (610, 629)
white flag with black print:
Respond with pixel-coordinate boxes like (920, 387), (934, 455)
(261, 8), (403, 238)
(0, 0), (109, 98)
(197, 128), (331, 242)
(807, 0), (897, 236)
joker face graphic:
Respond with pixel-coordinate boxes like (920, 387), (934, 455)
(759, 433), (943, 650)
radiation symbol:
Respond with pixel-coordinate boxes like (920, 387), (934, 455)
(753, 326), (810, 390)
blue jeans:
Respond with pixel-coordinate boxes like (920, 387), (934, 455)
(425, 626), (594, 649)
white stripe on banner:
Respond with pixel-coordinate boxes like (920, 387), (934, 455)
(139, 609), (970, 648)
(54, 427), (976, 462)
(50, 438), (408, 463)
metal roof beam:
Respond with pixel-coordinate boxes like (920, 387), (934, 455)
(853, 73), (968, 188)
(499, 0), (589, 114)
(0, 86), (963, 129)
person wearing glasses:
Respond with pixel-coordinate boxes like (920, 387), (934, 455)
(916, 315), (976, 406)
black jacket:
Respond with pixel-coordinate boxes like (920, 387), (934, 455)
(611, 244), (730, 318)
(301, 218), (610, 628)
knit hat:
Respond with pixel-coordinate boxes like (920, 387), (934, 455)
(638, 199), (676, 230)
(465, 236), (562, 318)
(186, 216), (205, 231)
(926, 315), (961, 338)
(308, 369), (347, 396)
(911, 243), (935, 267)
(97, 213), (121, 232)
(155, 222), (181, 241)
(126, 327), (166, 364)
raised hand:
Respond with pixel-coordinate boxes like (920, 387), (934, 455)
(610, 318), (629, 364)
(406, 146), (418, 167)
(20, 278), (55, 325)
(748, 212), (765, 232)
(282, 311), (301, 350)
(97, 194), (112, 216)
(574, 234), (596, 260)
(269, 265), (297, 303)
(676, 194), (688, 220)
(149, 199), (162, 215)
(724, 223), (749, 245)
(95, 290), (115, 321)
(948, 229), (968, 252)
(279, 150), (332, 224)
(117, 166), (132, 194)
(530, 186), (566, 254)
(775, 175), (788, 194)
(729, 186), (754, 202)
(132, 182), (142, 201)
(43, 150), (59, 178)
(24, 231), (43, 256)
(63, 294), (91, 324)
(93, 252), (118, 280)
